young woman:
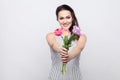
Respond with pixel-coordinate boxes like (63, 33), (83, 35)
(46, 4), (87, 80)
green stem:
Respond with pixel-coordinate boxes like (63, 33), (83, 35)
(61, 64), (66, 75)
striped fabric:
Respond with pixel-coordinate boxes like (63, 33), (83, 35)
(48, 36), (82, 80)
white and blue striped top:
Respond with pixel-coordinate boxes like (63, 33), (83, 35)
(48, 36), (82, 80)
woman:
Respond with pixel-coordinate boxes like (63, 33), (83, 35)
(46, 4), (87, 80)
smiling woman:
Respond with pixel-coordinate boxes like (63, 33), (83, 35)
(46, 4), (87, 80)
(57, 10), (73, 29)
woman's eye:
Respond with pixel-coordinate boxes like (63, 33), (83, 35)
(66, 16), (71, 19)
(59, 17), (64, 20)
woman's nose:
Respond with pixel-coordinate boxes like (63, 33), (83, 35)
(63, 19), (67, 23)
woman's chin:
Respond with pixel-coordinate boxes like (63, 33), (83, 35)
(63, 26), (70, 30)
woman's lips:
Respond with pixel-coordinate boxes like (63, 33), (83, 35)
(63, 24), (69, 27)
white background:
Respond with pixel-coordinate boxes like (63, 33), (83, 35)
(0, 0), (120, 80)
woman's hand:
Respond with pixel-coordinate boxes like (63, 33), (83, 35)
(59, 47), (70, 64)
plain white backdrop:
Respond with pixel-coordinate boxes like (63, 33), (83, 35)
(0, 0), (120, 80)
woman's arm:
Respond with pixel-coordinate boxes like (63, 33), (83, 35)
(69, 34), (87, 60)
(46, 32), (68, 54)
(60, 34), (87, 63)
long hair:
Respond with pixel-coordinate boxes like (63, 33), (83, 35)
(56, 4), (79, 33)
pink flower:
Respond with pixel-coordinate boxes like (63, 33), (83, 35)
(72, 25), (81, 36)
(54, 28), (63, 36)
(62, 29), (71, 37)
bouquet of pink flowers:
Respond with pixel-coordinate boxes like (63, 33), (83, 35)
(54, 25), (81, 75)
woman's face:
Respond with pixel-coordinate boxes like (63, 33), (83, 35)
(57, 10), (73, 30)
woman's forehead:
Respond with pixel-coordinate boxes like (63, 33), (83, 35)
(58, 10), (71, 17)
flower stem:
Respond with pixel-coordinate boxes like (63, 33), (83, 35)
(61, 64), (66, 75)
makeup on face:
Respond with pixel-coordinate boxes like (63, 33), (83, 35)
(58, 10), (73, 30)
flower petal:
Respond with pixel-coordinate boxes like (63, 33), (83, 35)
(54, 28), (63, 36)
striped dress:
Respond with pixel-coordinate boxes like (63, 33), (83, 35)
(48, 36), (82, 80)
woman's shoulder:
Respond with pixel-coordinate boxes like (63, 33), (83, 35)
(46, 32), (56, 46)
(74, 33), (87, 50)
(79, 33), (87, 41)
(79, 29), (87, 39)
(46, 32), (56, 40)
(75, 33), (87, 44)
(81, 33), (87, 38)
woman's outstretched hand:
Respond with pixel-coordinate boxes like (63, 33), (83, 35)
(59, 47), (70, 64)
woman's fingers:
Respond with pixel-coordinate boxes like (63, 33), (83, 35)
(62, 57), (69, 63)
(61, 54), (69, 58)
(60, 53), (69, 63)
(60, 47), (68, 53)
(59, 47), (69, 63)
(61, 47), (68, 52)
(60, 52), (68, 57)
